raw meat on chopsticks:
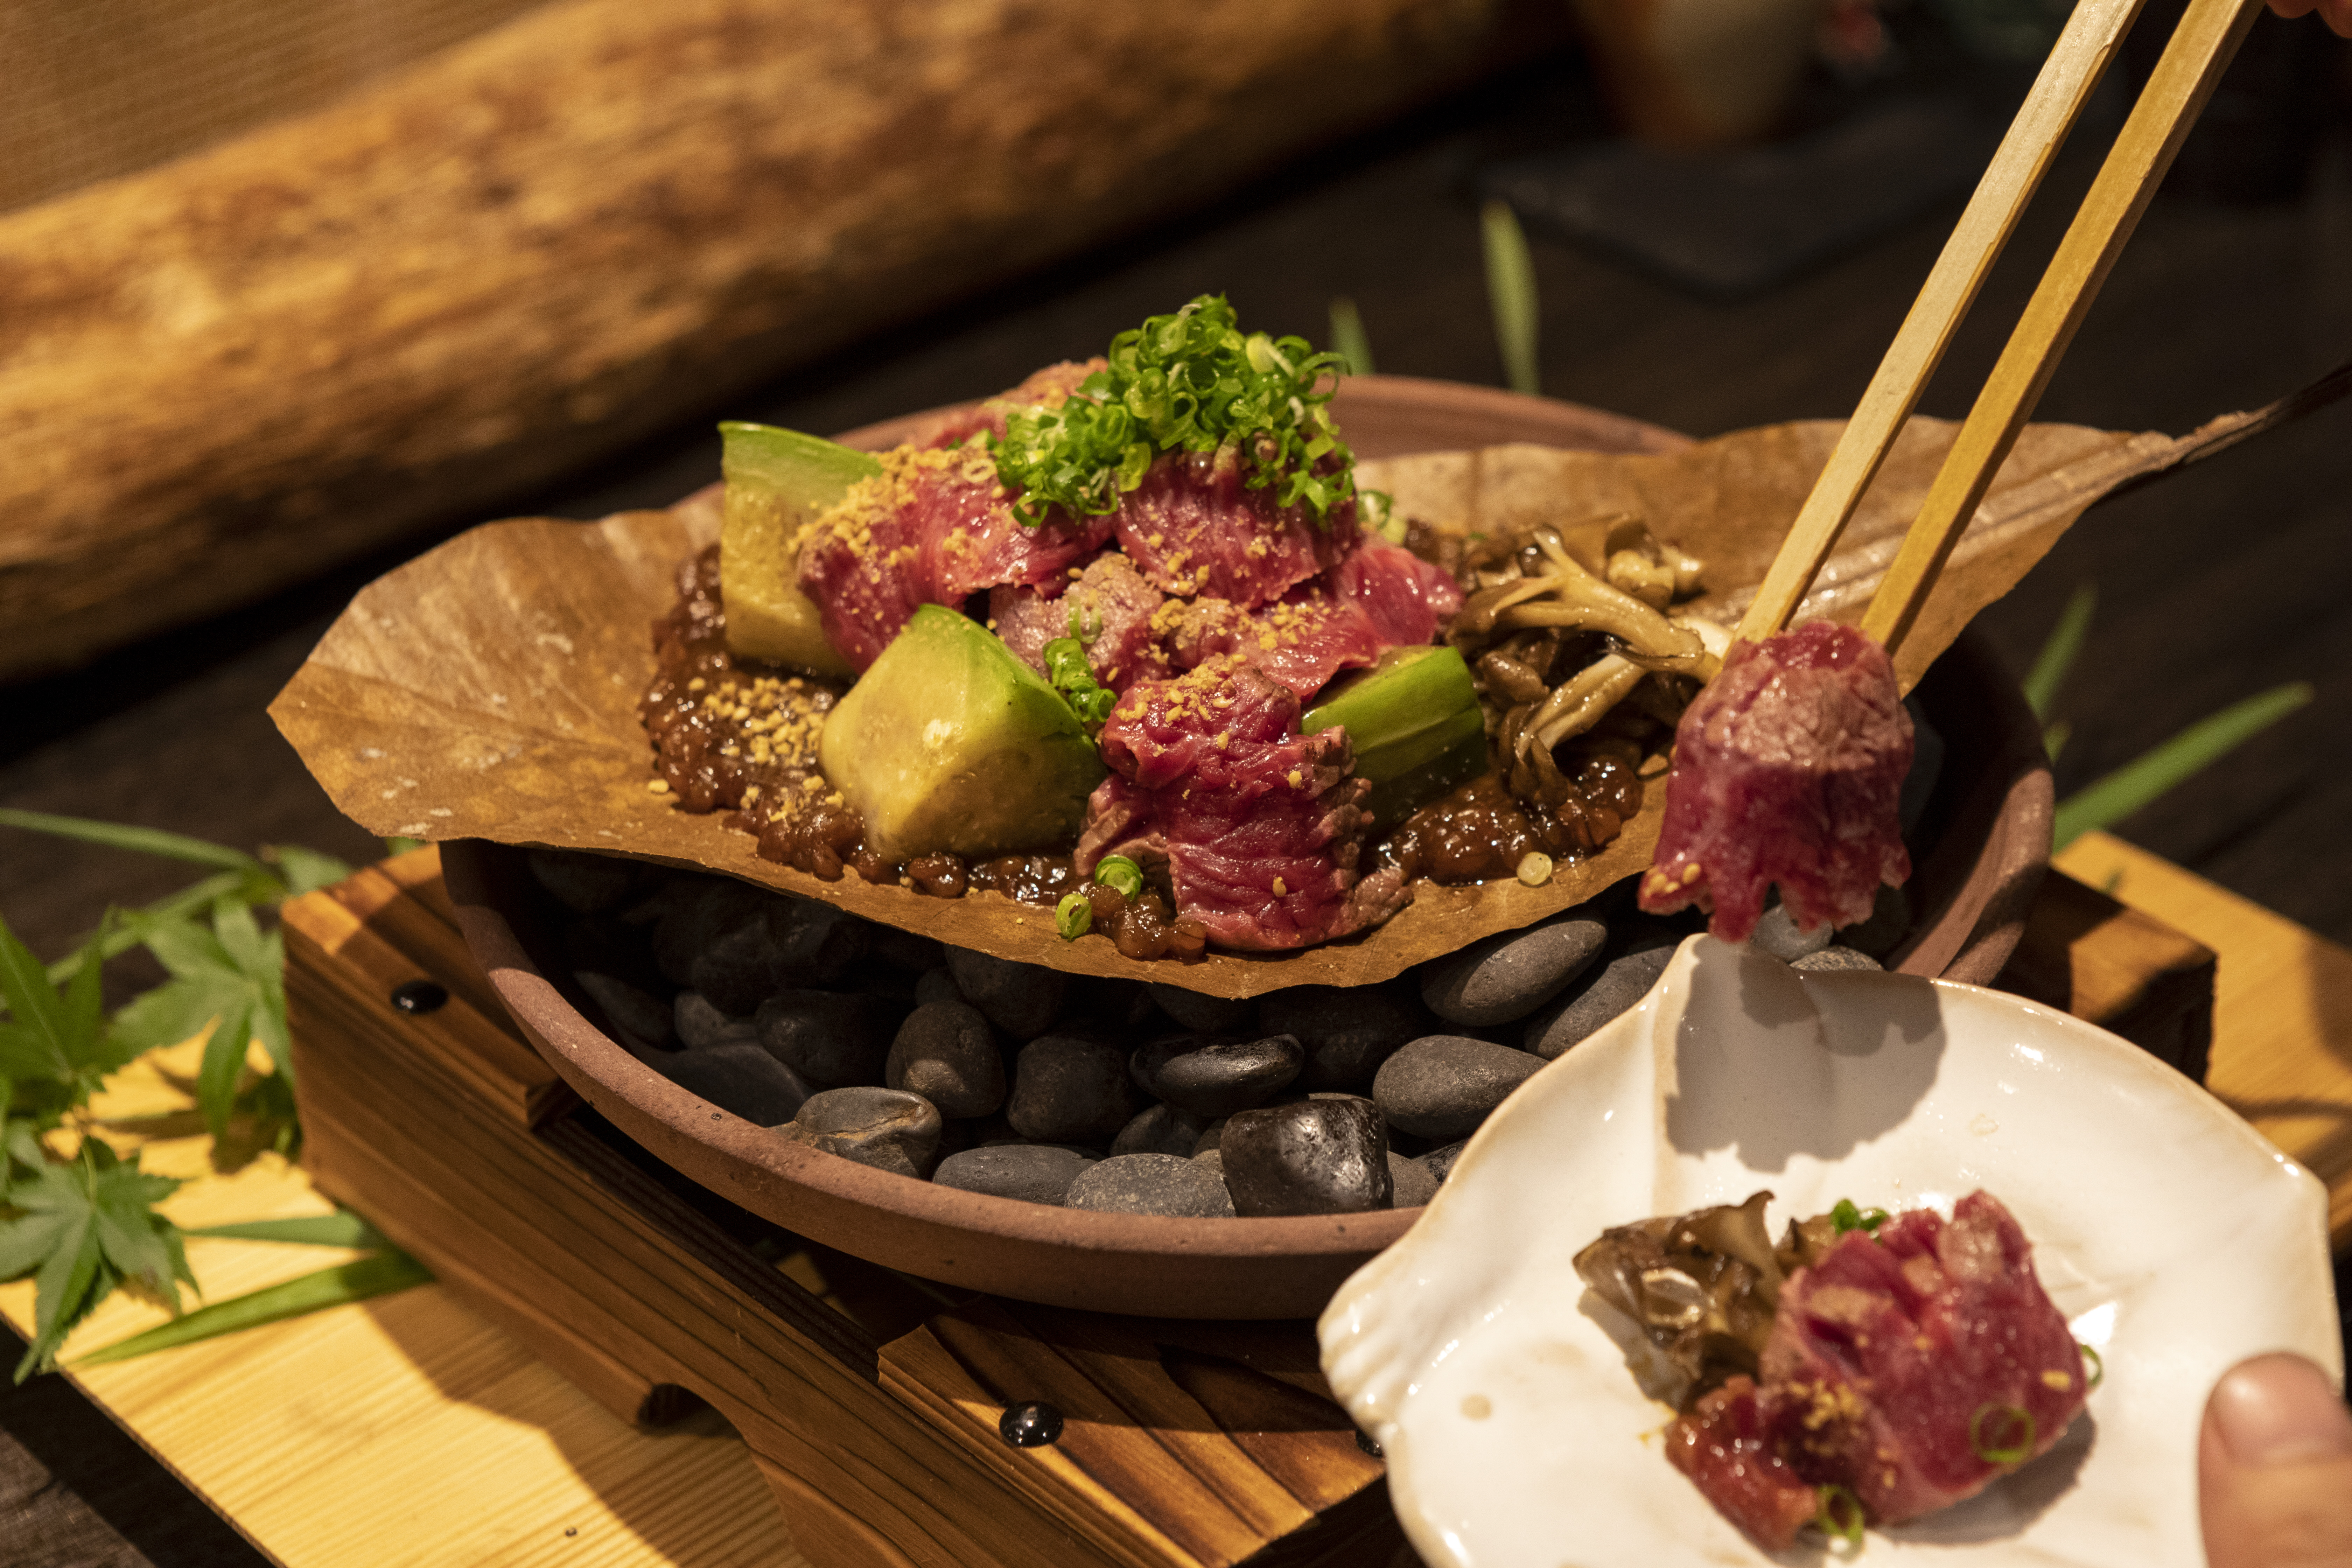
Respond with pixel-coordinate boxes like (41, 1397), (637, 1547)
(1075, 656), (1408, 951)
(1639, 620), (1912, 944)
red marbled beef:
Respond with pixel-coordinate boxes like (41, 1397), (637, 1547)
(1758, 1193), (2087, 1527)
(899, 358), (1106, 449)
(989, 552), (1171, 693)
(1666, 1378), (1822, 1551)
(1112, 446), (1357, 605)
(796, 443), (1113, 671)
(1076, 657), (1408, 950)
(1163, 537), (1465, 699)
(1639, 619), (1912, 943)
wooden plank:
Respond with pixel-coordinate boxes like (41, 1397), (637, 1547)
(284, 882), (572, 1129)
(1998, 866), (2215, 1080)
(0, 1038), (803, 1568)
(2055, 831), (2352, 1244)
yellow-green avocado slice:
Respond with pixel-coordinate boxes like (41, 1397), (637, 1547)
(819, 604), (1107, 862)
(716, 421), (878, 677)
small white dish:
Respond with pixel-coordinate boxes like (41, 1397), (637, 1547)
(1320, 936), (2339, 1567)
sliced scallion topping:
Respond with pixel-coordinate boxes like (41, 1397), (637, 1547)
(2080, 1343), (2103, 1390)
(1830, 1199), (1890, 1236)
(1042, 637), (1116, 733)
(1054, 891), (1093, 942)
(993, 295), (1356, 528)
(1094, 855), (1144, 900)
(1814, 1484), (1865, 1547)
(1969, 1402), (2036, 1465)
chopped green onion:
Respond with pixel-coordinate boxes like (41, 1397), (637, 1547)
(2080, 1343), (2103, 1390)
(1042, 637), (1117, 732)
(1969, 1402), (2035, 1465)
(1814, 1484), (1865, 1547)
(993, 295), (1357, 530)
(1094, 855), (1144, 900)
(1830, 1199), (1889, 1236)
(1055, 892), (1093, 941)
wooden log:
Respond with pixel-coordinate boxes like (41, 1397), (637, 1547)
(0, 0), (1556, 680)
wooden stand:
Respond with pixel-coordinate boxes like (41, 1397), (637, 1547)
(282, 853), (1401, 1568)
(278, 849), (2213, 1568)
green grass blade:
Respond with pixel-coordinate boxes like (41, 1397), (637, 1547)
(1480, 200), (1541, 398)
(2042, 720), (2072, 762)
(2053, 682), (2315, 850)
(180, 1212), (388, 1250)
(44, 872), (251, 986)
(0, 810), (261, 873)
(2022, 582), (2097, 720)
(1328, 297), (1376, 378)
(69, 1250), (432, 1368)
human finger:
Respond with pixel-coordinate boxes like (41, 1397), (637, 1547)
(2200, 1353), (2352, 1568)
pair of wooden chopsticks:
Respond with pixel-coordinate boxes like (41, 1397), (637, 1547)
(1738, 0), (2268, 656)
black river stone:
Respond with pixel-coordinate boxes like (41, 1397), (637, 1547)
(781, 1087), (942, 1178)
(947, 947), (1069, 1039)
(756, 990), (893, 1087)
(1522, 943), (1676, 1060)
(1373, 1036), (1544, 1140)
(1148, 1035), (1305, 1118)
(932, 1145), (1098, 1205)
(886, 1001), (1006, 1118)
(1258, 983), (1432, 1092)
(1419, 908), (1609, 1027)
(658, 1042), (811, 1126)
(1218, 1099), (1392, 1217)
(1007, 1034), (1143, 1147)
(1064, 1154), (1236, 1218)
(1144, 982), (1256, 1034)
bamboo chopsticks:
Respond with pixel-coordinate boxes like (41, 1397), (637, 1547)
(1741, 0), (2266, 656)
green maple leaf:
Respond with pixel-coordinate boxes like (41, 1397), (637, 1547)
(1, 1138), (191, 1380)
(0, 915), (117, 1128)
(110, 899), (290, 1142)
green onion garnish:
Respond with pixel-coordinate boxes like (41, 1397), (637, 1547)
(1814, 1484), (1865, 1547)
(1830, 1199), (1890, 1236)
(993, 295), (1356, 529)
(1054, 891), (1093, 941)
(1042, 637), (1117, 732)
(1969, 1403), (2036, 1465)
(1094, 855), (1144, 900)
(2080, 1343), (2103, 1390)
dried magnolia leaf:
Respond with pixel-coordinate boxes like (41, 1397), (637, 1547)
(271, 398), (2249, 999)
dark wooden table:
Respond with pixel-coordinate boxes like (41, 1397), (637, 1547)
(6, 13), (2351, 1564)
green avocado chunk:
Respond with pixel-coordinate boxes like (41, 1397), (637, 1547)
(1302, 645), (1483, 784)
(819, 605), (1108, 862)
(716, 421), (880, 677)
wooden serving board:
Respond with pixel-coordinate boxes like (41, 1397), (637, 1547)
(7, 834), (2343, 1568)
(278, 850), (1399, 1568)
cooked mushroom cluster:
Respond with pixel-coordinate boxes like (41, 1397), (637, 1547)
(1446, 513), (1726, 827)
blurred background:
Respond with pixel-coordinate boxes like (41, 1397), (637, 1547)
(1, 0), (2347, 983)
(2, 3), (2350, 1562)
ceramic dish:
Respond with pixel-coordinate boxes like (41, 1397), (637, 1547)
(437, 380), (2050, 1319)
(1320, 936), (2340, 1565)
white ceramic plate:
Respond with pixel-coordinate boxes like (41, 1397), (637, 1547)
(1320, 937), (2340, 1567)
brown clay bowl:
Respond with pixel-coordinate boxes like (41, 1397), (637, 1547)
(439, 377), (2053, 1319)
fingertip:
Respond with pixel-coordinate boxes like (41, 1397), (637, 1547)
(2206, 1353), (2352, 1469)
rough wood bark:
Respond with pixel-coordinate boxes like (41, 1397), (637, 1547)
(0, 0), (1551, 680)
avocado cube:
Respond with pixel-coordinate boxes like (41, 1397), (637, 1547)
(718, 421), (878, 676)
(820, 605), (1107, 862)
